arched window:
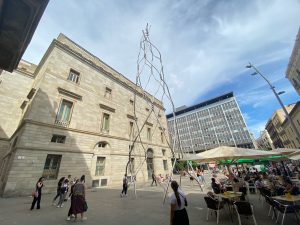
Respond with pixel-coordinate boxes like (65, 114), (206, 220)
(146, 149), (154, 179)
(147, 149), (154, 158)
(95, 141), (109, 149)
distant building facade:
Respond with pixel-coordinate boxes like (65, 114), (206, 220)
(265, 106), (295, 148)
(286, 27), (300, 95)
(166, 93), (254, 154)
(281, 102), (300, 148)
(0, 34), (171, 196)
(256, 130), (274, 150)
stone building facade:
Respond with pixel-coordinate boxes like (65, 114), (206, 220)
(0, 34), (172, 197)
(281, 102), (300, 148)
(265, 106), (295, 148)
(256, 130), (274, 150)
(286, 27), (300, 95)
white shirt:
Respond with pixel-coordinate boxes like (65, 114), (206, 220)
(170, 190), (186, 211)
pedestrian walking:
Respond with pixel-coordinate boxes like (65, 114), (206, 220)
(30, 177), (44, 210)
(200, 169), (206, 184)
(151, 171), (157, 186)
(66, 179), (79, 221)
(170, 181), (189, 225)
(57, 179), (68, 208)
(120, 174), (128, 197)
(80, 175), (85, 183)
(64, 174), (72, 201)
(52, 177), (65, 205)
(72, 176), (86, 221)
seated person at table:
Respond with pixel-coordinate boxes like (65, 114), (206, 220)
(244, 173), (251, 182)
(232, 177), (244, 192)
(283, 179), (299, 195)
(254, 177), (264, 189)
(211, 178), (224, 194)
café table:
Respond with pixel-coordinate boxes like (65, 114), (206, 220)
(216, 191), (243, 222)
(272, 194), (300, 203)
(272, 194), (300, 223)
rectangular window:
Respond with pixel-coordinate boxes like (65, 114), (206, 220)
(95, 157), (106, 176)
(42, 154), (62, 179)
(102, 113), (110, 132)
(163, 160), (168, 170)
(129, 121), (134, 139)
(147, 128), (151, 141)
(51, 135), (66, 143)
(129, 158), (135, 173)
(161, 132), (164, 143)
(56, 99), (73, 124)
(162, 149), (166, 156)
(67, 69), (80, 83)
(129, 100), (134, 111)
(105, 87), (112, 99)
(92, 180), (100, 187)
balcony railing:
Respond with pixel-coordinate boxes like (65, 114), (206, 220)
(54, 120), (69, 127)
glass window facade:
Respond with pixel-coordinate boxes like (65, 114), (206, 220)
(167, 93), (253, 153)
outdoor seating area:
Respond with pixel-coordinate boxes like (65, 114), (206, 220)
(181, 146), (300, 225)
(201, 170), (300, 225)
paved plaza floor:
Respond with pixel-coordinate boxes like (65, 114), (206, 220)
(0, 176), (299, 225)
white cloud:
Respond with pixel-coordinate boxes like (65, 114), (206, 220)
(23, 0), (300, 111)
(248, 121), (267, 139)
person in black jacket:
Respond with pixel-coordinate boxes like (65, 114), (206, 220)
(30, 177), (44, 210)
(151, 171), (157, 186)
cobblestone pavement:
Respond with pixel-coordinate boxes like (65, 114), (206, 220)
(0, 175), (299, 225)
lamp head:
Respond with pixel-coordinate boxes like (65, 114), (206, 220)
(277, 91), (285, 95)
(251, 72), (257, 76)
(246, 64), (252, 68)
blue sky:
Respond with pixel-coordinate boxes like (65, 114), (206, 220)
(23, 0), (300, 138)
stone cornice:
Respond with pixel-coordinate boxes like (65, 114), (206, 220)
(58, 87), (82, 101)
(12, 119), (170, 149)
(16, 146), (158, 158)
(99, 104), (115, 113)
(0, 137), (9, 142)
(127, 114), (137, 120)
(146, 121), (153, 127)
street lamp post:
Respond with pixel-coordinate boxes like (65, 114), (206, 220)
(246, 62), (300, 144)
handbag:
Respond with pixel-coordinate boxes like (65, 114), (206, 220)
(32, 191), (38, 198)
(83, 201), (88, 212)
(179, 193), (188, 207)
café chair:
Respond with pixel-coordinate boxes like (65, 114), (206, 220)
(204, 196), (224, 224)
(264, 195), (276, 219)
(273, 199), (299, 225)
(233, 201), (257, 225)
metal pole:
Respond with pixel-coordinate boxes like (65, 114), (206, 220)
(248, 63), (300, 143)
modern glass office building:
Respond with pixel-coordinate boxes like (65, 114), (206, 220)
(166, 92), (254, 154)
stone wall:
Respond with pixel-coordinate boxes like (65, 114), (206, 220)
(0, 34), (172, 196)
(0, 64), (34, 138)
